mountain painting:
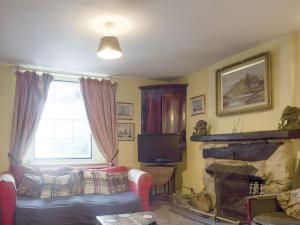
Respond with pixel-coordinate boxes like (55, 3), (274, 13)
(216, 53), (271, 116)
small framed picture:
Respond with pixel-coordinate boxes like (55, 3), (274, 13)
(117, 123), (135, 141)
(190, 95), (206, 116)
(116, 102), (133, 120)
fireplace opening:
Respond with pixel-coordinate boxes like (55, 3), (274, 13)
(206, 164), (265, 224)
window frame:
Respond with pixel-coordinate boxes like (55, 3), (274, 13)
(25, 77), (107, 166)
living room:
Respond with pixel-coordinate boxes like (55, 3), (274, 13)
(1, 1), (300, 225)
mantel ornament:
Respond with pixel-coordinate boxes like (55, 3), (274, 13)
(278, 106), (300, 130)
(193, 120), (208, 136)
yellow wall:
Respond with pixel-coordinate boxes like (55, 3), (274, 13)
(0, 64), (165, 173)
(176, 33), (300, 193)
(116, 77), (165, 168)
(295, 32), (300, 107)
(0, 65), (16, 173)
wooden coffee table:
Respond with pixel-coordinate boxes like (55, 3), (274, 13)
(96, 211), (157, 225)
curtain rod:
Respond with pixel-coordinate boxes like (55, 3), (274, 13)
(9, 64), (113, 80)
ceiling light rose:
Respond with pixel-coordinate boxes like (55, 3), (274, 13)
(97, 36), (122, 60)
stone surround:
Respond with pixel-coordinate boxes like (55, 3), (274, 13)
(203, 140), (296, 208)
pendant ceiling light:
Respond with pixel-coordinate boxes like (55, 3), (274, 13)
(97, 22), (123, 60)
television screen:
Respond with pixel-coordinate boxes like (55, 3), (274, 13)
(138, 134), (182, 163)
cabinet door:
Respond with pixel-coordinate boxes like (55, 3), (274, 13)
(162, 96), (179, 133)
(141, 96), (162, 133)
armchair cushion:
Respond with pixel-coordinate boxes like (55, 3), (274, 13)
(107, 171), (129, 193)
(277, 188), (300, 219)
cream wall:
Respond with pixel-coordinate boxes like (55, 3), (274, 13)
(0, 64), (165, 173)
(295, 32), (300, 107)
(0, 65), (16, 173)
(176, 33), (300, 193)
(115, 77), (165, 168)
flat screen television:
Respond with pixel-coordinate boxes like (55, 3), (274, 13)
(138, 134), (182, 163)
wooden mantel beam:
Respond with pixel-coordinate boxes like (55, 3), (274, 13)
(191, 129), (300, 142)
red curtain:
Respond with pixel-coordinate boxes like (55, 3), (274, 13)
(80, 78), (118, 165)
(9, 71), (53, 165)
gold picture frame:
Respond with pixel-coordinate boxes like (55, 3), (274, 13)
(216, 52), (272, 116)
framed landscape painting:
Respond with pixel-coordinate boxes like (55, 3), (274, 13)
(190, 95), (205, 115)
(117, 123), (135, 141)
(116, 102), (133, 120)
(216, 52), (271, 116)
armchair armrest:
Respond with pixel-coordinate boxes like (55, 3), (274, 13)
(0, 173), (17, 225)
(246, 194), (281, 225)
(128, 169), (153, 211)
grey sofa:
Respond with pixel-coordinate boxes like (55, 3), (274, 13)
(16, 192), (142, 225)
(0, 166), (153, 225)
(247, 194), (300, 225)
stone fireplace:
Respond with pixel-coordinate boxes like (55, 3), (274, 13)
(172, 130), (300, 225)
(201, 139), (297, 224)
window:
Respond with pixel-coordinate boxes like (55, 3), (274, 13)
(27, 80), (105, 164)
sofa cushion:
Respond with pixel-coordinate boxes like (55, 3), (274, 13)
(17, 173), (42, 198)
(15, 192), (143, 225)
(10, 165), (42, 187)
(41, 173), (79, 198)
(82, 170), (111, 194)
(253, 212), (300, 225)
(107, 171), (129, 193)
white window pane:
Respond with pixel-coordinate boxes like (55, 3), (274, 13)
(54, 121), (72, 138)
(72, 139), (91, 158)
(54, 139), (72, 158)
(54, 102), (72, 119)
(71, 103), (87, 120)
(54, 82), (73, 102)
(42, 103), (55, 119)
(35, 120), (54, 138)
(73, 121), (90, 138)
(35, 139), (54, 159)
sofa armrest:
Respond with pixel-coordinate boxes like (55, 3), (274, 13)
(128, 169), (153, 211)
(0, 173), (17, 225)
(246, 194), (281, 225)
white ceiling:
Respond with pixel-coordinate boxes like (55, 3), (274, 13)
(1, 0), (300, 80)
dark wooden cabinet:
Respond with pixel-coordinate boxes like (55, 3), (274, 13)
(139, 84), (187, 135)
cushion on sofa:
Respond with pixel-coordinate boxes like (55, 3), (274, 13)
(10, 165), (42, 187)
(253, 212), (300, 225)
(82, 170), (111, 194)
(15, 192), (143, 225)
(107, 171), (129, 193)
(17, 173), (42, 198)
(277, 188), (300, 219)
(41, 173), (79, 198)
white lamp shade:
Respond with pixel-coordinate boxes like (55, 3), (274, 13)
(97, 36), (123, 60)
